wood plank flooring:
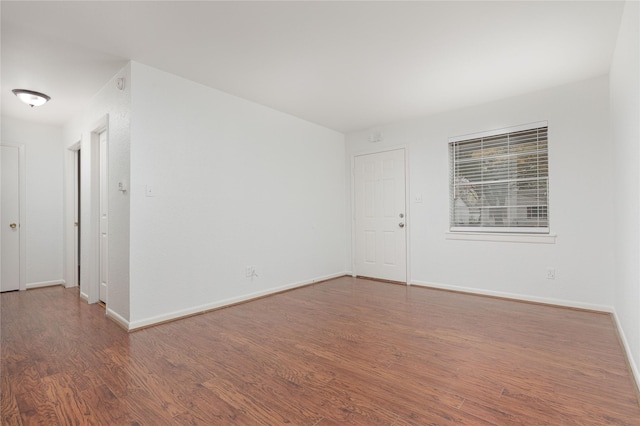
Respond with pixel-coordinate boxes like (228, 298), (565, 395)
(2, 277), (639, 425)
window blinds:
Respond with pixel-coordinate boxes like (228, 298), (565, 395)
(449, 122), (549, 233)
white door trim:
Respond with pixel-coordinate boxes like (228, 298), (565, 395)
(0, 143), (27, 291)
(98, 130), (108, 303)
(64, 141), (81, 290)
(64, 115), (108, 304)
(350, 145), (410, 284)
(87, 116), (108, 304)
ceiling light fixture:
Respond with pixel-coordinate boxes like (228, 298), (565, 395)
(12, 89), (51, 107)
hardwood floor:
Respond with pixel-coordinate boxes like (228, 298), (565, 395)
(2, 277), (639, 425)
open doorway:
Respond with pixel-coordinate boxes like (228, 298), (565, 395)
(76, 148), (81, 287)
(67, 141), (81, 291)
(65, 116), (108, 305)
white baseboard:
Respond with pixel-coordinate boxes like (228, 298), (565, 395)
(411, 280), (614, 313)
(411, 281), (640, 391)
(106, 308), (130, 331)
(611, 310), (640, 393)
(26, 279), (65, 290)
(128, 271), (348, 331)
(80, 292), (89, 301)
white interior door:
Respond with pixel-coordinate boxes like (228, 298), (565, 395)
(354, 149), (407, 282)
(1, 145), (20, 292)
(99, 131), (108, 302)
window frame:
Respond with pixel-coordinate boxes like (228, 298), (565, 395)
(448, 121), (550, 235)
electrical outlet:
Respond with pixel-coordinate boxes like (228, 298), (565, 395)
(546, 268), (556, 280)
(245, 266), (254, 277)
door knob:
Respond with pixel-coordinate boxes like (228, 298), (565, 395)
(9, 223), (17, 229)
(399, 222), (405, 228)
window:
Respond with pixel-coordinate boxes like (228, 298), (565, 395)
(449, 122), (549, 234)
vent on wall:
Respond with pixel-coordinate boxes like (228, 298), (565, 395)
(369, 131), (384, 143)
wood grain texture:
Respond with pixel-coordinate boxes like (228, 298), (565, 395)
(2, 277), (639, 425)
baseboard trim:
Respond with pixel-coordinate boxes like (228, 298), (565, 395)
(411, 281), (639, 394)
(26, 280), (65, 290)
(611, 310), (640, 394)
(106, 308), (130, 331)
(128, 272), (349, 331)
(411, 280), (614, 313)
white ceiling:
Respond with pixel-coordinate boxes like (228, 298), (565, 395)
(1, 1), (625, 133)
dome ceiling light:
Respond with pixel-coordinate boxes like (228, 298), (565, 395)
(12, 89), (51, 107)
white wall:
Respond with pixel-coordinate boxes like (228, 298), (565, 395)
(1, 116), (64, 288)
(128, 63), (346, 328)
(63, 64), (131, 324)
(611, 0), (640, 387)
(346, 76), (615, 311)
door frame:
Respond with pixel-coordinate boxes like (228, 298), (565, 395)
(98, 129), (108, 303)
(64, 115), (108, 304)
(88, 118), (108, 304)
(350, 145), (411, 284)
(0, 143), (27, 291)
(65, 141), (81, 289)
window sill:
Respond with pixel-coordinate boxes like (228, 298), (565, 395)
(445, 231), (557, 244)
